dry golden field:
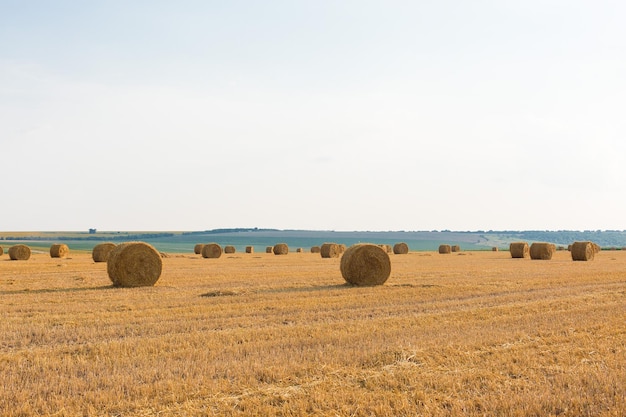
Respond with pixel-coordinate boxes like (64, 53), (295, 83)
(1, 248), (624, 416)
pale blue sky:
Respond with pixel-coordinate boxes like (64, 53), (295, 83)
(1, 1), (625, 231)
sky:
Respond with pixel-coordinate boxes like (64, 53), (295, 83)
(1, 1), (625, 232)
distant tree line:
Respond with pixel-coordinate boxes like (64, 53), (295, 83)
(182, 228), (276, 235)
(0, 232), (175, 241)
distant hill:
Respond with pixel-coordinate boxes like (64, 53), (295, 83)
(479, 230), (626, 248)
(2, 229), (625, 252)
(181, 229), (626, 249)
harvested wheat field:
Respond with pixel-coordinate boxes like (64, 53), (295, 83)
(1, 249), (625, 416)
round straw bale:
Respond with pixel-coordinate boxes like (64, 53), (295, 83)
(321, 243), (341, 258)
(50, 243), (69, 258)
(311, 246), (321, 253)
(296, 247), (304, 253)
(340, 243), (391, 286)
(492, 247), (499, 252)
(9, 244), (31, 260)
(592, 242), (601, 253)
(106, 242), (162, 287)
(245, 246), (254, 254)
(266, 246), (273, 253)
(0, 246), (3, 256)
(567, 244), (572, 251)
(92, 243), (116, 262)
(273, 243), (289, 255)
(338, 244), (347, 253)
(224, 245), (236, 254)
(201, 243), (223, 258)
(451, 245), (461, 252)
(509, 242), (529, 258)
(194, 244), (204, 254)
(393, 242), (409, 255)
(570, 241), (595, 261)
(438, 244), (451, 254)
(529, 242), (556, 260)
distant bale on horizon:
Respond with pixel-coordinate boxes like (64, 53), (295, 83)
(273, 243), (289, 255)
(201, 243), (223, 258)
(438, 244), (451, 254)
(107, 242), (162, 287)
(393, 242), (409, 255)
(492, 247), (499, 252)
(9, 244), (30, 261)
(296, 247), (304, 253)
(92, 243), (117, 262)
(378, 244), (392, 253)
(571, 241), (596, 261)
(529, 242), (556, 260)
(451, 245), (461, 253)
(340, 243), (391, 286)
(310, 246), (321, 254)
(224, 245), (236, 254)
(321, 243), (341, 258)
(592, 242), (601, 253)
(194, 244), (204, 254)
(266, 246), (273, 253)
(509, 242), (529, 258)
(50, 243), (69, 258)
(0, 246), (3, 256)
(245, 246), (254, 254)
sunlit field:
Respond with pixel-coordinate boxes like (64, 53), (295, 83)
(1, 248), (624, 416)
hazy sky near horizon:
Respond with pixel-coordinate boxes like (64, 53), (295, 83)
(1, 1), (625, 232)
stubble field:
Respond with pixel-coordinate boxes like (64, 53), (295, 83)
(0, 248), (624, 416)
